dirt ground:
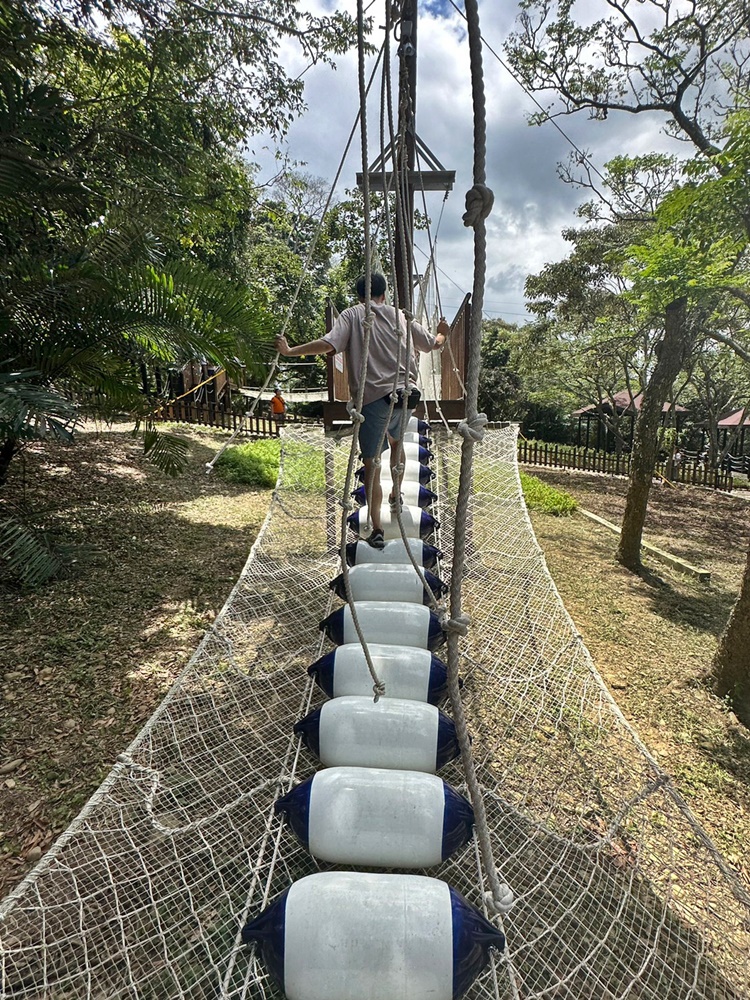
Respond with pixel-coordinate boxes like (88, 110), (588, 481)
(2, 437), (750, 899)
(0, 425), (271, 898)
(525, 466), (750, 883)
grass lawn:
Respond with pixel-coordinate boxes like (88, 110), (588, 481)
(0, 424), (271, 897)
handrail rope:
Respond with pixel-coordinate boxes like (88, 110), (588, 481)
(205, 42), (387, 475)
(384, 36), (433, 574)
(411, 157), (454, 434)
(414, 261), (452, 434)
(354, 3), (436, 618)
(412, 140), (468, 403)
(446, 0), (516, 947)
(373, 24), (455, 611)
(361, 8), (409, 499)
(333, 0), (387, 702)
(388, 262), (451, 611)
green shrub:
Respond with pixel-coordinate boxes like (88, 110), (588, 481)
(214, 439), (281, 487)
(519, 471), (577, 516)
(282, 442), (326, 493)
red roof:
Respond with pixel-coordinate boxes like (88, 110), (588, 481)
(573, 390), (687, 417)
(717, 407), (750, 428)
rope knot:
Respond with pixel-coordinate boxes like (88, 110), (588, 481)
(457, 412), (488, 443)
(443, 612), (471, 636)
(372, 680), (386, 702)
(484, 886), (515, 915)
(346, 401), (365, 424)
(338, 498), (353, 511)
(403, 308), (414, 321)
(463, 184), (494, 228)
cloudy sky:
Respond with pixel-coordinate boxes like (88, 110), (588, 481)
(250, 0), (677, 323)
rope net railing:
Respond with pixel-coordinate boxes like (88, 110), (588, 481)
(1, 423), (749, 1000)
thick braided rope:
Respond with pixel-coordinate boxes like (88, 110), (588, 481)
(357, 8), (448, 616)
(446, 0), (516, 936)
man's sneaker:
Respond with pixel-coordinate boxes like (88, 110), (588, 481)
(366, 528), (385, 549)
(388, 493), (403, 513)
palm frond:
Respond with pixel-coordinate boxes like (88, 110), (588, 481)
(0, 516), (63, 587)
(141, 425), (190, 476)
(0, 369), (79, 442)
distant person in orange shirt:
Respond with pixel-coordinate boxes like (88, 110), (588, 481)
(270, 386), (286, 426)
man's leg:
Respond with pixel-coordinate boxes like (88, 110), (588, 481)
(387, 435), (404, 507)
(363, 457), (383, 533)
(358, 398), (390, 547)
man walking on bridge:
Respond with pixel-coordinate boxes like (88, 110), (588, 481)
(275, 272), (448, 547)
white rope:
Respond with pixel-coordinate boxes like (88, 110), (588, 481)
(444, 0), (515, 932)
(332, 0), (387, 702)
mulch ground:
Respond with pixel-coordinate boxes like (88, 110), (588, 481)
(525, 466), (750, 883)
(0, 424), (271, 897)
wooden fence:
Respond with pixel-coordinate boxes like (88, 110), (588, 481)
(156, 397), (308, 437)
(517, 439), (734, 492)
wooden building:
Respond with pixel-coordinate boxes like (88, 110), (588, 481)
(573, 390), (687, 450)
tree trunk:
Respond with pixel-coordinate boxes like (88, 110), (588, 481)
(617, 298), (691, 569)
(0, 437), (17, 487)
(713, 541), (750, 726)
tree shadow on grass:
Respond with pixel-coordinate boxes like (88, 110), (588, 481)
(623, 559), (737, 640)
(0, 427), (274, 895)
(701, 725), (750, 786)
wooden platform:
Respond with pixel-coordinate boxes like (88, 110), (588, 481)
(323, 399), (466, 432)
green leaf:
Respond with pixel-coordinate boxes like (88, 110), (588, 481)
(142, 426), (190, 476)
(0, 517), (64, 587)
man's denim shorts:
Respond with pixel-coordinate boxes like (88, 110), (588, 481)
(358, 396), (412, 459)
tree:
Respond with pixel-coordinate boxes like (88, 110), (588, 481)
(0, 0), (360, 476)
(0, 0), (362, 582)
(507, 0), (750, 563)
(524, 204), (668, 451)
(507, 0), (750, 710)
(505, 0), (749, 154)
(712, 549), (750, 724)
(684, 340), (750, 466)
(478, 321), (526, 422)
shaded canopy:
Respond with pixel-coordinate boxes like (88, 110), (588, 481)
(717, 407), (750, 428)
(573, 390), (687, 417)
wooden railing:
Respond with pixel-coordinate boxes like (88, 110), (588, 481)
(517, 439), (734, 492)
(157, 397), (309, 437)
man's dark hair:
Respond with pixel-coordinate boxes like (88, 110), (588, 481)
(356, 272), (387, 300)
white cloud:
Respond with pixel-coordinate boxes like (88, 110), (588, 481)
(250, 0), (685, 322)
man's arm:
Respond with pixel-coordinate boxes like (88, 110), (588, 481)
(419, 317), (450, 351)
(433, 318), (450, 350)
(276, 334), (335, 357)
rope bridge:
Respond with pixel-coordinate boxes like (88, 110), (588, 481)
(1, 423), (748, 999)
